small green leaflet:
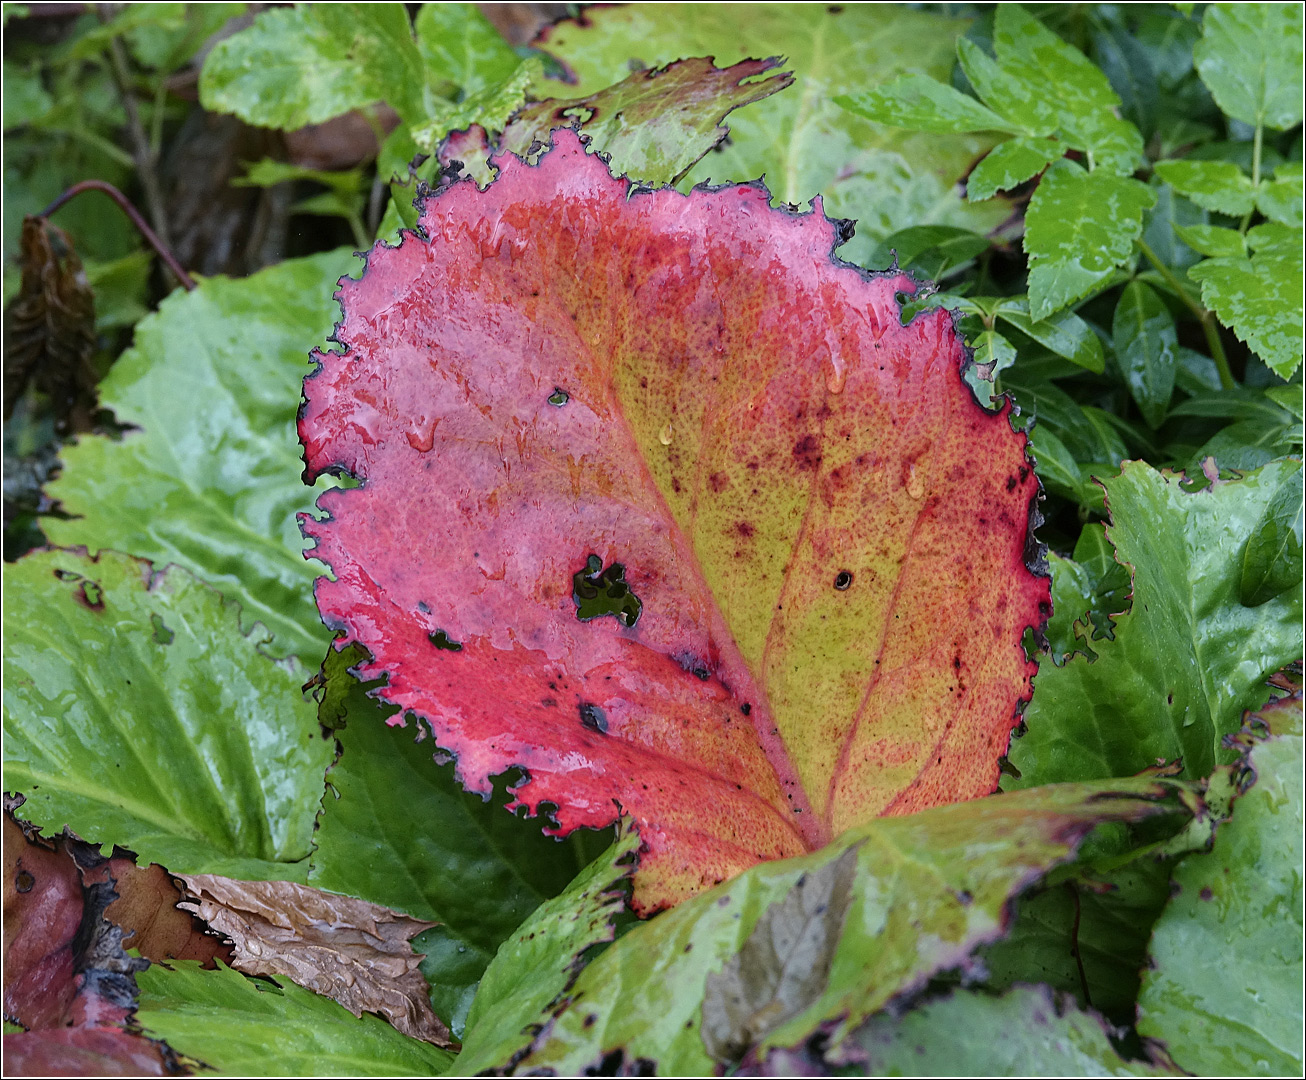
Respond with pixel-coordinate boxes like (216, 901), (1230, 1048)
(1113, 280), (1179, 429)
(1153, 158), (1254, 217)
(966, 136), (1067, 201)
(1193, 3), (1304, 131)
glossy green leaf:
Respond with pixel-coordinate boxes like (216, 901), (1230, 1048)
(972, 330), (1017, 374)
(533, 3), (1010, 266)
(1009, 460), (1304, 787)
(1173, 223), (1246, 258)
(199, 3), (428, 129)
(44, 251), (354, 663)
(1193, 2), (1304, 131)
(849, 985), (1169, 1076)
(487, 780), (1191, 1074)
(122, 3), (245, 74)
(1028, 427), (1100, 510)
(453, 825), (640, 1076)
(136, 961), (456, 1077)
(1138, 727), (1304, 1076)
(1113, 280), (1179, 429)
(1168, 387), (1293, 423)
(1256, 163), (1304, 228)
(835, 73), (1021, 135)
(1044, 527), (1131, 665)
(1264, 384), (1304, 420)
(955, 36), (1058, 138)
(1188, 224), (1304, 379)
(1141, 183), (1209, 272)
(866, 224), (989, 278)
(997, 299), (1106, 373)
(1240, 467), (1305, 607)
(2, 549), (332, 880)
(414, 1), (519, 98)
(1154, 158), (1254, 216)
(1025, 160), (1156, 320)
(1190, 419), (1301, 473)
(308, 651), (613, 1035)
(967, 136), (1067, 201)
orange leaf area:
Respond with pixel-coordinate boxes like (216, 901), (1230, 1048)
(301, 129), (1048, 910)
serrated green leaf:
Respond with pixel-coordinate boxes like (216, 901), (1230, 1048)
(967, 135), (1067, 201)
(2, 549), (332, 880)
(1173, 223), (1246, 258)
(308, 652), (612, 1036)
(1025, 160), (1156, 319)
(1256, 162), (1304, 228)
(956, 36), (1058, 138)
(973, 329), (1017, 374)
(850, 985), (1169, 1076)
(453, 825), (640, 1075)
(1009, 460), (1304, 787)
(414, 1), (519, 98)
(1029, 426), (1092, 505)
(44, 251), (353, 663)
(1138, 729), (1304, 1076)
(534, 4), (1010, 266)
(494, 780), (1192, 1074)
(866, 224), (989, 278)
(1190, 419), (1301, 473)
(1188, 227), (1304, 379)
(1240, 467), (1305, 607)
(997, 299), (1105, 373)
(136, 961), (456, 1076)
(1113, 281), (1179, 429)
(835, 73), (1022, 135)
(1193, 2), (1304, 131)
(199, 3), (428, 129)
(1154, 158), (1255, 216)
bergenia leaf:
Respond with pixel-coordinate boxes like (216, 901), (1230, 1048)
(299, 130), (1049, 911)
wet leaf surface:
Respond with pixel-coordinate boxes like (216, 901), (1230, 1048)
(300, 129), (1048, 911)
(177, 874), (453, 1047)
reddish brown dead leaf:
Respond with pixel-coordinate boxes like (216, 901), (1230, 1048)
(3, 1026), (171, 1077)
(177, 873), (453, 1048)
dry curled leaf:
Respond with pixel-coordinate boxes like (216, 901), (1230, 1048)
(2, 216), (98, 434)
(177, 874), (453, 1047)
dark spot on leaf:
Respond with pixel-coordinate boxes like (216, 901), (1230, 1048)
(579, 703), (608, 734)
(583, 1013), (598, 1028)
(54, 569), (81, 582)
(548, 387), (569, 406)
(792, 434), (821, 471)
(541, 697), (557, 707)
(1200, 887), (1213, 901)
(833, 570), (852, 591)
(15, 869), (34, 893)
(573, 554), (642, 627)
(709, 471), (730, 493)
(79, 581), (103, 610)
(736, 521), (755, 538)
(429, 630), (463, 651)
(1006, 475), (1017, 491)
(741, 703), (751, 716)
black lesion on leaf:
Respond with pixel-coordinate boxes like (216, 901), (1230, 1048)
(833, 570), (852, 591)
(579, 703), (608, 734)
(572, 554), (642, 627)
(428, 629), (463, 652)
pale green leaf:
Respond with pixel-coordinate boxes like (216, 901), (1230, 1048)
(1193, 2), (1304, 130)
(967, 136), (1066, 201)
(414, 1), (518, 97)
(1154, 158), (1255, 216)
(1256, 162), (1304, 228)
(973, 329), (1017, 374)
(835, 73), (1022, 135)
(1173, 223), (1246, 258)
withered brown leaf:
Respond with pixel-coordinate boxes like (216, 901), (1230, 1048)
(177, 874), (454, 1048)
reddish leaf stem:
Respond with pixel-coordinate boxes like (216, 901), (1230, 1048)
(37, 180), (196, 291)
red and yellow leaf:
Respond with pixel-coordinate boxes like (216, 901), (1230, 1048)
(301, 130), (1048, 910)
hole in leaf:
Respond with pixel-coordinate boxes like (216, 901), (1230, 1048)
(428, 630), (463, 651)
(833, 570), (853, 591)
(547, 387), (569, 406)
(572, 554), (642, 627)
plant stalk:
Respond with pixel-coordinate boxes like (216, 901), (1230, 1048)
(1239, 122), (1264, 234)
(1136, 237), (1234, 389)
(105, 33), (174, 251)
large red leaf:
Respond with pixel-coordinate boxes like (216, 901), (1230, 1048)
(301, 129), (1048, 910)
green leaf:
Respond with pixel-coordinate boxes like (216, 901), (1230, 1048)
(1113, 280), (1179, 429)
(1188, 225), (1304, 379)
(2, 549), (332, 880)
(866, 224), (989, 278)
(1138, 727), (1304, 1076)
(492, 779), (1192, 1074)
(1045, 553), (1100, 663)
(955, 36), (1058, 138)
(996, 299), (1106, 373)
(1256, 162), (1304, 228)
(1153, 158), (1255, 216)
(136, 961), (456, 1076)
(1044, 525), (1131, 664)
(1264, 384), (1305, 420)
(967, 136), (1067, 201)
(308, 650), (612, 1035)
(1193, 2), (1304, 131)
(410, 57), (540, 154)
(1141, 182), (1210, 272)
(1240, 467), (1305, 607)
(454, 825), (640, 1075)
(849, 985), (1168, 1076)
(1173, 223), (1246, 258)
(199, 3), (428, 129)
(1029, 426), (1093, 506)
(1009, 460), (1304, 787)
(834, 73), (1022, 135)
(534, 4), (1011, 266)
(2, 63), (53, 130)
(44, 250), (353, 664)
(1190, 419), (1301, 473)
(973, 330), (1017, 374)
(1025, 160), (1156, 320)
(414, 1), (519, 98)
(125, 3), (245, 74)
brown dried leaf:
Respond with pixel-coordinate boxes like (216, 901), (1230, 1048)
(176, 874), (454, 1047)
(2, 217), (98, 433)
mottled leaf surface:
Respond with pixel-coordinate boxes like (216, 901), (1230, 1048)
(45, 251), (354, 662)
(1193, 3), (1304, 131)
(1010, 461), (1303, 787)
(300, 130), (1048, 910)
(2, 549), (332, 880)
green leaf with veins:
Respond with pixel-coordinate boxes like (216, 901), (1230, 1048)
(1193, 2), (1304, 131)
(45, 250), (354, 663)
(1141, 182), (1209, 273)
(414, 1), (519, 98)
(485, 780), (1192, 1075)
(532, 3), (1010, 267)
(1154, 158), (1255, 216)
(1188, 223), (1304, 379)
(995, 299), (1105, 373)
(1256, 163), (1303, 227)
(866, 225), (989, 278)
(308, 648), (613, 1036)
(1239, 467), (1304, 608)
(199, 3), (428, 129)
(1139, 720), (1304, 1076)
(137, 962), (455, 1077)
(1025, 160), (1155, 320)
(2, 549), (332, 881)
(1009, 460), (1304, 788)
(410, 58), (539, 153)
(1173, 223), (1245, 258)
(1113, 280), (1179, 429)
(966, 136), (1067, 201)
(835, 73), (1022, 135)
(973, 330), (1017, 374)
(849, 985), (1169, 1076)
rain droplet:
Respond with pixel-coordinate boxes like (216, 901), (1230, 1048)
(658, 422), (673, 446)
(907, 464), (924, 500)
